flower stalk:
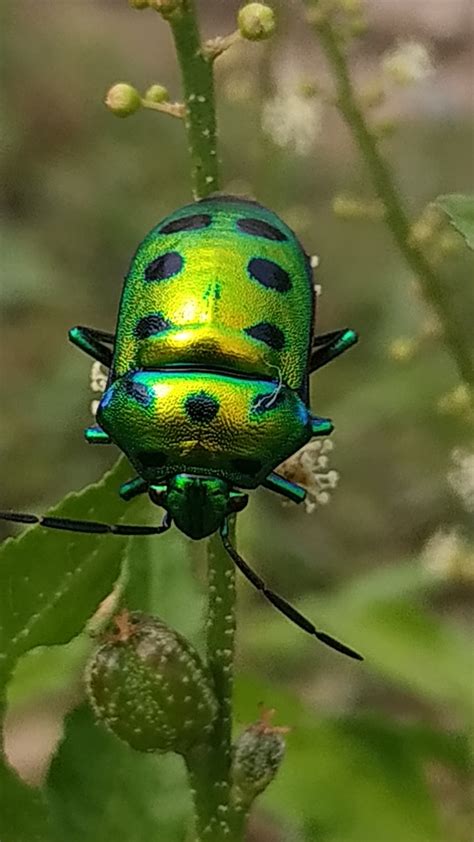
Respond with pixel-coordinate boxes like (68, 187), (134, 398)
(167, 0), (219, 199)
(304, 2), (474, 393)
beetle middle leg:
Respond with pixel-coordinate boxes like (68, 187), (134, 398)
(310, 328), (358, 373)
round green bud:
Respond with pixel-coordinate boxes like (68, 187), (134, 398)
(87, 611), (217, 755)
(148, 0), (182, 18)
(238, 3), (276, 42)
(232, 709), (287, 806)
(144, 84), (170, 104)
(105, 83), (141, 118)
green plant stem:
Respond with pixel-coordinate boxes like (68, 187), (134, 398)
(185, 520), (241, 841)
(165, 9), (242, 837)
(168, 0), (219, 199)
(305, 6), (474, 392)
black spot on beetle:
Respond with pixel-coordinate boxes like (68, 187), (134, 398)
(237, 217), (287, 242)
(135, 312), (172, 339)
(124, 380), (152, 406)
(138, 450), (167, 467)
(231, 457), (262, 475)
(247, 257), (291, 292)
(160, 214), (212, 234)
(144, 251), (183, 282)
(245, 322), (285, 350)
(185, 392), (220, 423)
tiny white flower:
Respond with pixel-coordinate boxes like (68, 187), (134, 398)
(421, 527), (474, 583)
(262, 91), (323, 156)
(277, 439), (340, 513)
(448, 449), (474, 513)
(382, 41), (434, 86)
(90, 361), (108, 393)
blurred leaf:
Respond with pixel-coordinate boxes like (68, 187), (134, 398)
(0, 460), (132, 841)
(241, 561), (474, 718)
(7, 636), (92, 709)
(436, 194), (474, 249)
(235, 675), (453, 842)
(46, 705), (191, 842)
(0, 458), (131, 677)
(6, 505), (205, 711)
(0, 761), (53, 842)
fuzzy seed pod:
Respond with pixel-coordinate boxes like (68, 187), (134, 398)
(232, 709), (287, 807)
(87, 611), (217, 755)
(238, 3), (276, 41)
(105, 83), (141, 118)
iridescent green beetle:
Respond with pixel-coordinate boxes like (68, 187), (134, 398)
(1, 196), (361, 659)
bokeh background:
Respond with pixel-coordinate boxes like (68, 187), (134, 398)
(1, 1), (473, 840)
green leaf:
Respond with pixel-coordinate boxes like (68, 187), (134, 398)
(0, 761), (53, 842)
(123, 529), (205, 641)
(0, 458), (131, 678)
(0, 459), (132, 842)
(436, 194), (474, 250)
(46, 705), (192, 842)
(235, 675), (452, 842)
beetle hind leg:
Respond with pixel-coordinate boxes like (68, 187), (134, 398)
(262, 472), (306, 504)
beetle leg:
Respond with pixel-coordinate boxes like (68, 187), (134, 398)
(262, 472), (306, 504)
(69, 325), (115, 367)
(119, 477), (148, 501)
(84, 425), (112, 444)
(310, 328), (358, 373)
(0, 510), (171, 536)
(311, 416), (334, 437)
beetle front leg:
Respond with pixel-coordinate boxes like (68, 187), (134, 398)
(69, 325), (115, 368)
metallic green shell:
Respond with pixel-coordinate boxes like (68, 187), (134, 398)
(112, 196), (314, 396)
(97, 370), (312, 488)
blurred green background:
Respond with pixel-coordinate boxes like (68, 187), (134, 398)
(1, 1), (473, 840)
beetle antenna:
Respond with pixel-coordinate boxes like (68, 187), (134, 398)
(220, 524), (363, 661)
(0, 510), (171, 536)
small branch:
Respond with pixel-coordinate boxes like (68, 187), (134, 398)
(141, 98), (185, 118)
(168, 0), (219, 199)
(304, 5), (474, 392)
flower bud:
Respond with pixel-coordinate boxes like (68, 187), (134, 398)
(144, 84), (170, 104)
(388, 336), (417, 362)
(238, 3), (276, 42)
(87, 611), (217, 755)
(232, 709), (287, 807)
(128, 0), (149, 8)
(148, 0), (182, 18)
(105, 83), (141, 118)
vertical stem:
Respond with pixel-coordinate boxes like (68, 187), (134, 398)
(185, 519), (240, 841)
(304, 4), (474, 392)
(168, 0), (219, 199)
(164, 3), (243, 838)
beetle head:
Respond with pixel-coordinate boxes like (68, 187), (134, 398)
(149, 474), (248, 539)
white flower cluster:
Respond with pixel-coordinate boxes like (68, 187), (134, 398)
(447, 448), (474, 513)
(277, 439), (339, 513)
(382, 41), (434, 86)
(261, 91), (323, 156)
(90, 361), (108, 418)
(421, 527), (474, 583)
